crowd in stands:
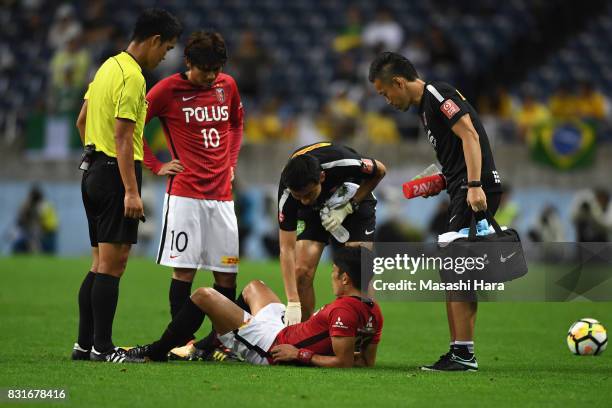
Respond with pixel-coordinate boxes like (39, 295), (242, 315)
(1, 1), (611, 151)
(478, 81), (609, 143)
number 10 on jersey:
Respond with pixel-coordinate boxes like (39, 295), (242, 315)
(201, 128), (220, 148)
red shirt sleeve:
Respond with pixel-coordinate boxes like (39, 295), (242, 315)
(145, 80), (168, 123)
(228, 77), (243, 169)
(142, 138), (162, 174)
(142, 79), (168, 174)
(328, 306), (358, 338)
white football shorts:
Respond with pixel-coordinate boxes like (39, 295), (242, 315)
(218, 303), (286, 365)
(156, 194), (239, 272)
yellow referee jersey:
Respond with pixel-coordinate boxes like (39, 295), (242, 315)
(84, 51), (147, 161)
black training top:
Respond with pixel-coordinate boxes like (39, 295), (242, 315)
(277, 142), (377, 231)
(418, 81), (501, 195)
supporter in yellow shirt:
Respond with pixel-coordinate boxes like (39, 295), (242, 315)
(514, 91), (551, 141)
(548, 82), (578, 120)
(575, 81), (607, 120)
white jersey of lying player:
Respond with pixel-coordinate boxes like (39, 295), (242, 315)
(143, 72), (243, 272)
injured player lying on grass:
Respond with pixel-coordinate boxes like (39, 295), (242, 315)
(125, 246), (383, 367)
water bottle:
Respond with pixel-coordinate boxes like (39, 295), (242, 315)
(412, 163), (441, 180)
(320, 207), (350, 243)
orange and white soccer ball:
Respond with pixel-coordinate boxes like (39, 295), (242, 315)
(567, 318), (607, 355)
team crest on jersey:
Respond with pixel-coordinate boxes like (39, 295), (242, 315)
(441, 99), (460, 119)
(361, 159), (374, 175)
(215, 87), (225, 103)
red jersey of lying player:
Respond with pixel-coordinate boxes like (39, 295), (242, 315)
(143, 72), (243, 200)
(270, 296), (383, 361)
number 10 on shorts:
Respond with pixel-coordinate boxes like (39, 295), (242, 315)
(201, 128), (220, 148)
(170, 230), (188, 252)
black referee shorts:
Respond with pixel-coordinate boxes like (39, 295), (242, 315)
(447, 189), (502, 232)
(81, 152), (142, 247)
(297, 200), (377, 245)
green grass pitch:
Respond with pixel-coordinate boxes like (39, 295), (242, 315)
(1, 256), (611, 407)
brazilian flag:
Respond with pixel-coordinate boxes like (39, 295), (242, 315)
(529, 119), (597, 170)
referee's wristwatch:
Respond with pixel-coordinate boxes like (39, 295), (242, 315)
(467, 180), (482, 188)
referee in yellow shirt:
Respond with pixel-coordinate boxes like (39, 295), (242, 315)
(73, 9), (182, 363)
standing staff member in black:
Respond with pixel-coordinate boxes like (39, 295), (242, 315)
(369, 52), (502, 371)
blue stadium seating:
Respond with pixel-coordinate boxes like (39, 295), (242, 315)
(1, 0), (610, 141)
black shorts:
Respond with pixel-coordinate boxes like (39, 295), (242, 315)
(81, 152), (142, 246)
(447, 189), (502, 232)
(297, 200), (376, 245)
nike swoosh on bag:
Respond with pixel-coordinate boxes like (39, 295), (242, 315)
(500, 251), (517, 263)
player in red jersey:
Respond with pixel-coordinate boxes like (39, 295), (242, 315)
(128, 246), (383, 367)
(142, 31), (243, 359)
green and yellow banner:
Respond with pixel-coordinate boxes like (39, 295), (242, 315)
(25, 113), (165, 156)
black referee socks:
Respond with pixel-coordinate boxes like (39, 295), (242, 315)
(91, 273), (120, 353)
(77, 271), (96, 349)
(169, 279), (193, 319)
(151, 298), (205, 359)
